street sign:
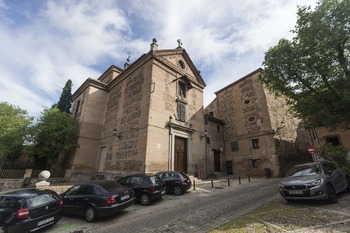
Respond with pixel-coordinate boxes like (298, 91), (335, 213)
(308, 146), (316, 153)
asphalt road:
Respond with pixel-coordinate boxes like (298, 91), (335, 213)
(44, 178), (280, 233)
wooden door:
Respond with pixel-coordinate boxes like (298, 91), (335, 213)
(174, 136), (187, 173)
(214, 150), (221, 172)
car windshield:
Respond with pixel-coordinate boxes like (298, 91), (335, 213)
(286, 164), (322, 177)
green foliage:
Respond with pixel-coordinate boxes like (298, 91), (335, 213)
(260, 0), (350, 128)
(55, 79), (73, 114)
(27, 107), (78, 169)
(0, 102), (32, 163)
(320, 144), (350, 174)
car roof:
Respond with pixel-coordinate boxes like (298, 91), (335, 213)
(124, 173), (157, 177)
(72, 180), (118, 185)
(0, 188), (55, 198)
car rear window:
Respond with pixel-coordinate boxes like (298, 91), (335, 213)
(0, 197), (20, 209)
(27, 194), (58, 208)
(150, 175), (162, 184)
(180, 172), (189, 179)
(99, 182), (124, 192)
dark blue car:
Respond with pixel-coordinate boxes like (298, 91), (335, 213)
(60, 180), (135, 222)
(116, 174), (166, 205)
(156, 171), (192, 195)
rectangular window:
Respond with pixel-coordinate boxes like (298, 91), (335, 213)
(324, 135), (341, 147)
(177, 101), (186, 121)
(178, 81), (186, 98)
(74, 100), (81, 115)
(206, 137), (210, 144)
(252, 159), (258, 168)
(252, 139), (260, 149)
(231, 142), (239, 152)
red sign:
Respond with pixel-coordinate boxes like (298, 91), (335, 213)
(308, 146), (316, 153)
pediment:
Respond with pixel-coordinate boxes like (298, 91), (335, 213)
(153, 49), (206, 89)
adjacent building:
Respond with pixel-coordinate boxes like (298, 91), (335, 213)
(205, 69), (311, 177)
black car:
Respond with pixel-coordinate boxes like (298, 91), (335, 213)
(60, 180), (135, 222)
(156, 171), (192, 195)
(0, 189), (62, 233)
(116, 174), (166, 205)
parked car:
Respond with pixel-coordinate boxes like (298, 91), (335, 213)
(60, 180), (135, 222)
(0, 188), (62, 233)
(279, 161), (350, 203)
(116, 174), (166, 205)
(156, 171), (192, 195)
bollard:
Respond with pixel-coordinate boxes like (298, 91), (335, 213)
(239, 176), (241, 185)
(211, 179), (214, 188)
(193, 180), (196, 190)
(228, 178), (230, 187)
(248, 175), (251, 183)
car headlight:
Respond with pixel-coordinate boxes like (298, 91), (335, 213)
(306, 179), (322, 187)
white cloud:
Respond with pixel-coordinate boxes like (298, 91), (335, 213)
(0, 0), (318, 115)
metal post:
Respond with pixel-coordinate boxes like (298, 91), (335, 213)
(239, 176), (241, 184)
(248, 175), (250, 183)
(228, 178), (230, 186)
(193, 180), (196, 190)
(211, 179), (214, 188)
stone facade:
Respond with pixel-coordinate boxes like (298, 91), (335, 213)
(207, 69), (311, 177)
(307, 126), (350, 153)
(68, 39), (208, 180)
(68, 41), (315, 181)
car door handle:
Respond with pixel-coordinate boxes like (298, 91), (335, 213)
(84, 198), (89, 201)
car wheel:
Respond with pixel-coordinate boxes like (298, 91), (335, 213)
(326, 184), (337, 203)
(173, 185), (183, 195)
(85, 206), (97, 222)
(140, 193), (151, 205)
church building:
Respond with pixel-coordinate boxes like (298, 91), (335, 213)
(67, 39), (209, 180)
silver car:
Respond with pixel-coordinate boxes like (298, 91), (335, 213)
(279, 161), (350, 203)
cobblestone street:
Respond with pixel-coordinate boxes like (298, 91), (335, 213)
(45, 177), (279, 233)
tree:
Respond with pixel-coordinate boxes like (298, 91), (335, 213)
(53, 79), (73, 114)
(27, 107), (78, 169)
(320, 144), (350, 174)
(0, 102), (32, 168)
(260, 0), (350, 129)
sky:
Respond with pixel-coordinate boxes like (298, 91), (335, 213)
(0, 0), (317, 117)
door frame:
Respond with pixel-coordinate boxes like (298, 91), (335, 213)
(169, 128), (192, 172)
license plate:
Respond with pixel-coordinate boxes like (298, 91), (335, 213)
(289, 190), (303, 195)
(161, 190), (166, 195)
(38, 217), (54, 226)
(120, 195), (129, 201)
